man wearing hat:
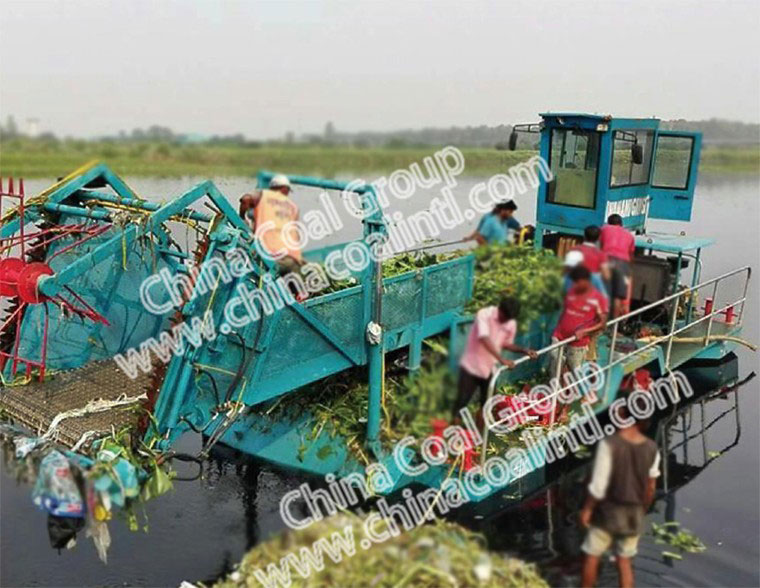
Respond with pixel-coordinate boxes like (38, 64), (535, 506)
(562, 249), (608, 300)
(239, 174), (304, 276)
(562, 249), (608, 363)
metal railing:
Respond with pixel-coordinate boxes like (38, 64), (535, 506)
(657, 374), (749, 492)
(478, 264), (752, 467)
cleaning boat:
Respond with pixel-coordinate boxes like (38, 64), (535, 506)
(0, 113), (752, 509)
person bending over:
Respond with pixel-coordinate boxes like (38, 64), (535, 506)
(453, 297), (537, 423)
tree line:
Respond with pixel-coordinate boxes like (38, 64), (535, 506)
(1, 115), (757, 148)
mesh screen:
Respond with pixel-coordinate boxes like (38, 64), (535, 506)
(308, 288), (364, 348)
(425, 261), (469, 316)
(382, 274), (423, 331)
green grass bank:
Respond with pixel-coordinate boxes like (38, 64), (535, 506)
(1, 140), (757, 179)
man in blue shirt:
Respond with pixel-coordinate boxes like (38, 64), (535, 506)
(562, 250), (608, 299)
(468, 201), (521, 245)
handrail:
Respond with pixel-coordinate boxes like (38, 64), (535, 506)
(477, 264), (752, 468)
(606, 265), (751, 329)
(500, 264), (751, 375)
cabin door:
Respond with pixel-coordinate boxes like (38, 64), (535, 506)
(648, 131), (702, 221)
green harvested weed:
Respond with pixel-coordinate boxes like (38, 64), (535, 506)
(263, 355), (533, 464)
(213, 513), (547, 588)
(261, 358), (458, 460)
(650, 521), (706, 559)
(322, 250), (460, 294)
(467, 244), (563, 326)
(260, 244), (562, 460)
(325, 243), (563, 329)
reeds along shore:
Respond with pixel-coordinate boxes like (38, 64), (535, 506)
(1, 140), (758, 178)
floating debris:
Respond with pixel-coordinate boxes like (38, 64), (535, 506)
(650, 521), (707, 559)
(0, 422), (175, 562)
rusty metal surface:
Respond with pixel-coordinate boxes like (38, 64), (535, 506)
(0, 360), (150, 447)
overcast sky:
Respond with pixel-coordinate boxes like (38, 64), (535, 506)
(1, 0), (758, 139)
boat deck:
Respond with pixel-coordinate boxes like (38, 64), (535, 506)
(0, 360), (150, 447)
(596, 318), (737, 373)
(665, 320), (737, 367)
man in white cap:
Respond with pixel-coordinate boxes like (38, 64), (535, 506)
(239, 174), (294, 227)
(562, 249), (608, 299)
(239, 174), (305, 280)
(562, 248), (608, 363)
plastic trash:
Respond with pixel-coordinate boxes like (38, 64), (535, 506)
(87, 519), (111, 564)
(14, 435), (43, 459)
(93, 443), (139, 507)
(47, 514), (85, 551)
(31, 450), (85, 518)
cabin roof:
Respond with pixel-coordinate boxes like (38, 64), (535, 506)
(635, 232), (715, 253)
(539, 112), (660, 123)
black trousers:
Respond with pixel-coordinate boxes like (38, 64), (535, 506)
(452, 368), (490, 419)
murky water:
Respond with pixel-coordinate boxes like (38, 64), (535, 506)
(1, 173), (758, 587)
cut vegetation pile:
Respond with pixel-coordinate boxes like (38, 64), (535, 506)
(213, 513), (547, 588)
(329, 244), (563, 326)
(465, 244), (563, 325)
(260, 244), (563, 459)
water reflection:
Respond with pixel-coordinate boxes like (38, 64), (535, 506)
(471, 360), (752, 587)
(0, 359), (754, 587)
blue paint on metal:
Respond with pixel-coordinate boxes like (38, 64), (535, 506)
(534, 113), (703, 247)
(3, 151), (739, 506)
(648, 131), (703, 221)
(635, 232), (715, 253)
(77, 190), (212, 223)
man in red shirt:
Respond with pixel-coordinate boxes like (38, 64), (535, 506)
(549, 265), (608, 381)
(599, 214), (635, 317)
(572, 225), (611, 280)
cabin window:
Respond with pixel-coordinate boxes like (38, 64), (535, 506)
(547, 129), (599, 209)
(652, 135), (694, 190)
(610, 130), (655, 187)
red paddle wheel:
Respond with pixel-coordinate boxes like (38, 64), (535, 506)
(0, 177), (110, 381)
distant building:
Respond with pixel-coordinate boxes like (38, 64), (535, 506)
(26, 118), (40, 138)
(178, 133), (208, 144)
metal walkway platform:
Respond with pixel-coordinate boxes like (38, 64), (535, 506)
(0, 360), (150, 447)
(665, 320), (737, 368)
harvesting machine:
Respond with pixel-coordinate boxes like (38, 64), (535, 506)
(1, 112), (753, 510)
(0, 162), (483, 494)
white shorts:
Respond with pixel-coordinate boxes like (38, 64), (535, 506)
(581, 525), (640, 558)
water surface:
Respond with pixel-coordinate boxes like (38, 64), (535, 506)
(1, 173), (758, 587)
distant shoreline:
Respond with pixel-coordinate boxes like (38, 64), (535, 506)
(0, 143), (757, 178)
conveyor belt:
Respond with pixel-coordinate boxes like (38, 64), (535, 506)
(0, 360), (150, 447)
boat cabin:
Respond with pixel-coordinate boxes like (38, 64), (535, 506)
(512, 112), (702, 237)
(513, 113), (705, 303)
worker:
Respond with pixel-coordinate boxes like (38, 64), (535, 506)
(599, 214), (635, 318)
(239, 174), (304, 277)
(549, 265), (608, 380)
(580, 394), (660, 588)
(562, 250), (608, 300)
(453, 297), (537, 422)
(467, 201), (521, 245)
(571, 226), (612, 283)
